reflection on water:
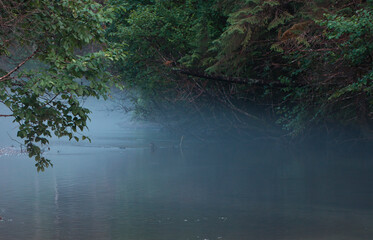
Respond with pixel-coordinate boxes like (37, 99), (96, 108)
(0, 139), (372, 240)
(0, 99), (372, 240)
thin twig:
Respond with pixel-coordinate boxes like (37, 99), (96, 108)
(0, 49), (38, 82)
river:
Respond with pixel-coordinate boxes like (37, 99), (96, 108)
(0, 97), (372, 240)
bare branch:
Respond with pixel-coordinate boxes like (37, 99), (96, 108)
(173, 68), (264, 85)
(0, 50), (38, 82)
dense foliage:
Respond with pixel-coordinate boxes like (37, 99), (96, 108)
(1, 0), (373, 169)
(0, 0), (124, 170)
(108, 0), (373, 138)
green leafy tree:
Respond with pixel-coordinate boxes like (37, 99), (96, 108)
(0, 0), (124, 171)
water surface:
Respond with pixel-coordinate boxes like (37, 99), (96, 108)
(0, 99), (372, 240)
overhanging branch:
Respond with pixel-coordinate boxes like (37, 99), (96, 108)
(173, 68), (263, 85)
(0, 49), (38, 82)
(173, 68), (341, 88)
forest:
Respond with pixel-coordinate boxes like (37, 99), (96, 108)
(107, 0), (373, 139)
(1, 0), (373, 169)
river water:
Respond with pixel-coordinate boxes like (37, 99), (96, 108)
(0, 98), (372, 240)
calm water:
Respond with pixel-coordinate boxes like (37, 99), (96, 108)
(0, 99), (372, 240)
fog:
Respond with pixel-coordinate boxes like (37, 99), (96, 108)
(0, 96), (372, 240)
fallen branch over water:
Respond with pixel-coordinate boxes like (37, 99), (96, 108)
(173, 68), (265, 85)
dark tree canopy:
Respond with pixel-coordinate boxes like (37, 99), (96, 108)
(2, 0), (373, 169)
(107, 0), (373, 137)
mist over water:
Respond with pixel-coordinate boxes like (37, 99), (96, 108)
(0, 97), (372, 240)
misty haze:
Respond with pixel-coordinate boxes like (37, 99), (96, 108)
(1, 1), (373, 240)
